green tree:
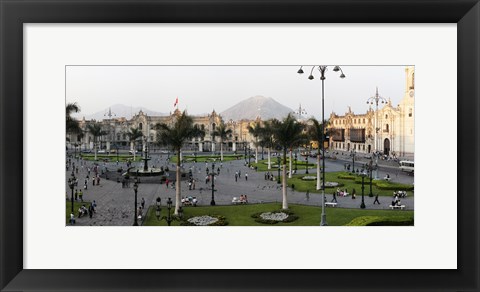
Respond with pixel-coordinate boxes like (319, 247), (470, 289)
(212, 122), (232, 161)
(308, 118), (330, 190)
(155, 111), (199, 215)
(126, 127), (143, 161)
(66, 103), (81, 141)
(86, 123), (107, 161)
(247, 122), (263, 164)
(270, 114), (305, 209)
(260, 121), (274, 169)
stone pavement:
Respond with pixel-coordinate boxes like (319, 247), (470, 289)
(65, 153), (414, 226)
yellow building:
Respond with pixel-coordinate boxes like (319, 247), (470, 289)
(69, 108), (259, 153)
(327, 66), (415, 159)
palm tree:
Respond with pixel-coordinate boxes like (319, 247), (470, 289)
(155, 111), (198, 215)
(270, 114), (305, 209)
(66, 103), (81, 141)
(86, 123), (107, 161)
(247, 122), (263, 163)
(308, 118), (330, 190)
(126, 127), (143, 161)
(260, 121), (274, 170)
(212, 122), (232, 161)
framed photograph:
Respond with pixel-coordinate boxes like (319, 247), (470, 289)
(1, 0), (478, 291)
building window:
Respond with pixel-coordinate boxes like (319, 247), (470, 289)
(409, 108), (412, 117)
(363, 118), (365, 123)
(139, 123), (143, 130)
(385, 114), (388, 119)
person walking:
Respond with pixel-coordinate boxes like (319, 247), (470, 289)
(331, 191), (337, 203)
(74, 189), (78, 201)
(245, 173), (248, 181)
(305, 190), (310, 201)
(70, 213), (75, 225)
(373, 193), (380, 204)
(79, 189), (83, 202)
(88, 204), (94, 218)
(141, 197), (145, 209)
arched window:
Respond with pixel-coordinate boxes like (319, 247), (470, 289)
(212, 123), (216, 132)
(139, 123), (143, 130)
(385, 124), (389, 132)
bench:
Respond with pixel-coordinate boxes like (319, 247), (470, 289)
(232, 197), (248, 205)
(325, 202), (337, 207)
(389, 205), (406, 210)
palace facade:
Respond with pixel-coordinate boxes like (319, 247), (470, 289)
(327, 66), (415, 159)
(68, 108), (259, 153)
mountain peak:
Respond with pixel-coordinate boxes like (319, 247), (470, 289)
(220, 95), (293, 121)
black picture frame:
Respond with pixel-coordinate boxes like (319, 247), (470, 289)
(1, 0), (478, 291)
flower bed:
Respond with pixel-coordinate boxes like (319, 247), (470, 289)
(181, 215), (228, 226)
(324, 181), (339, 187)
(251, 209), (299, 224)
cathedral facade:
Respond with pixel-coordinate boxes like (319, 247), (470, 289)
(327, 66), (415, 159)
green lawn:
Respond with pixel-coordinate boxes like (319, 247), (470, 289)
(250, 159), (316, 172)
(143, 203), (413, 226)
(66, 201), (91, 223)
(80, 154), (142, 162)
(286, 172), (414, 197)
(170, 154), (244, 163)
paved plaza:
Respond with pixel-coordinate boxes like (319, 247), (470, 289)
(65, 151), (414, 226)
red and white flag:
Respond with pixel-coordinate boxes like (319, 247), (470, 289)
(174, 97), (178, 107)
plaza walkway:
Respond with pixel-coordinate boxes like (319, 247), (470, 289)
(65, 153), (414, 226)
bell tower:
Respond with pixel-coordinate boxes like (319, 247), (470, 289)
(405, 66), (414, 98)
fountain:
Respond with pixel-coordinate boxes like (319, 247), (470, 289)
(127, 140), (163, 177)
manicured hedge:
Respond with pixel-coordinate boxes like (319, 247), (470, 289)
(345, 215), (414, 226)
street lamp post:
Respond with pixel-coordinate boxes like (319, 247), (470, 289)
(248, 146), (251, 166)
(207, 160), (218, 205)
(350, 149), (356, 173)
(298, 65), (346, 226)
(305, 156), (309, 174)
(368, 160), (374, 197)
(68, 169), (76, 215)
(133, 171), (139, 226)
(367, 87), (387, 180)
(155, 197), (179, 226)
(277, 156), (281, 184)
(244, 143), (247, 163)
(294, 152), (298, 172)
(360, 171), (366, 209)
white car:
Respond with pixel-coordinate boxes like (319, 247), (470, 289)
(98, 150), (106, 154)
(129, 150), (138, 154)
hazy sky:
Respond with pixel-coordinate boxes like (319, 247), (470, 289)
(67, 65), (407, 120)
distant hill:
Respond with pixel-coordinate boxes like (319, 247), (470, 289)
(220, 95), (293, 121)
(75, 104), (167, 121)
